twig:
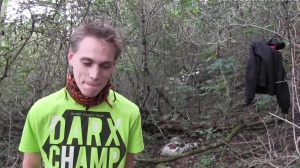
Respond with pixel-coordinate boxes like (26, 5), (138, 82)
(269, 112), (300, 129)
(145, 103), (167, 140)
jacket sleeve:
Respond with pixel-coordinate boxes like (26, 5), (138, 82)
(274, 51), (290, 114)
(245, 44), (259, 105)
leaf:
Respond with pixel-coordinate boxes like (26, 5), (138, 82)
(205, 128), (213, 134)
(193, 7), (199, 13)
(206, 57), (212, 62)
(190, 132), (196, 137)
(206, 134), (211, 140)
(199, 130), (205, 135)
(163, 23), (170, 30)
(174, 10), (180, 16)
(215, 132), (222, 137)
(3, 0), (9, 6)
(1, 46), (10, 51)
(264, 24), (275, 30)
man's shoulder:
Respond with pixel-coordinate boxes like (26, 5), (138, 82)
(37, 88), (65, 102)
(111, 90), (139, 109)
(30, 88), (66, 111)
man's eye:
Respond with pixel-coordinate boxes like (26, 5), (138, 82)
(101, 64), (111, 69)
(82, 61), (92, 66)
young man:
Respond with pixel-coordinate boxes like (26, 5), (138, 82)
(19, 21), (144, 168)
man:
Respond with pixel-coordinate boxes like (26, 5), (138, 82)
(19, 20), (144, 168)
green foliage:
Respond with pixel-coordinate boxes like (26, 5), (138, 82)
(245, 27), (257, 36)
(199, 79), (223, 96)
(195, 155), (211, 168)
(206, 57), (236, 74)
(264, 24), (275, 30)
(175, 85), (195, 98)
(194, 154), (224, 168)
(171, 84), (196, 108)
(192, 7), (200, 13)
(116, 59), (134, 73)
(191, 127), (222, 140)
(199, 56), (236, 99)
(0, 45), (10, 52)
(254, 94), (276, 108)
(2, 0), (9, 6)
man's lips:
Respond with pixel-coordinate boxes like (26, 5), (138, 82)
(85, 83), (101, 86)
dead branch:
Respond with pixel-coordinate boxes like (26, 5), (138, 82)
(158, 119), (276, 133)
(135, 120), (269, 166)
(0, 58), (9, 83)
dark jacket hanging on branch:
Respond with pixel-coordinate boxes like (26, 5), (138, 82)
(245, 38), (290, 114)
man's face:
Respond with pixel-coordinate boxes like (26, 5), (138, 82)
(68, 36), (117, 97)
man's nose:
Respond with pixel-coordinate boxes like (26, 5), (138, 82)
(89, 66), (100, 80)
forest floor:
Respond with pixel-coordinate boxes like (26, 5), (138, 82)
(139, 94), (300, 168)
(1, 90), (299, 168)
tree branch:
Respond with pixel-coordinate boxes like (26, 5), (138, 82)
(0, 14), (35, 85)
(0, 57), (9, 83)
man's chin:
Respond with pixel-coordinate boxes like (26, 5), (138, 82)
(82, 91), (100, 98)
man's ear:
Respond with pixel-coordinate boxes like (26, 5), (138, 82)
(67, 49), (74, 65)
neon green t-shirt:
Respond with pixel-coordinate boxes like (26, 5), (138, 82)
(19, 88), (144, 168)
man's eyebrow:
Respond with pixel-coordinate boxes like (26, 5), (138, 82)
(80, 57), (113, 65)
(80, 57), (93, 61)
(100, 61), (113, 65)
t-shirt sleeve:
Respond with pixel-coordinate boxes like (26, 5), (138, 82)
(18, 105), (40, 153)
(127, 107), (144, 154)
